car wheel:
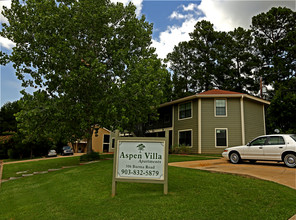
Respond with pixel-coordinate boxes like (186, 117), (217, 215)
(249, 160), (256, 164)
(283, 154), (296, 168)
(229, 152), (241, 164)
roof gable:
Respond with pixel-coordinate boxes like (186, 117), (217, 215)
(160, 89), (270, 107)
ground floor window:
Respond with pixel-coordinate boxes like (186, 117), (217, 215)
(216, 128), (227, 147)
(179, 130), (192, 147)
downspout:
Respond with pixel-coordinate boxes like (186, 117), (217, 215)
(263, 105), (266, 135)
(198, 98), (202, 154)
(240, 96), (245, 145)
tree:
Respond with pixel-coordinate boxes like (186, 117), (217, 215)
(266, 78), (296, 134)
(168, 41), (196, 100)
(188, 20), (221, 92)
(251, 7), (296, 88)
(167, 21), (259, 99)
(1, 0), (170, 153)
(217, 27), (260, 94)
(167, 21), (222, 99)
(0, 101), (20, 134)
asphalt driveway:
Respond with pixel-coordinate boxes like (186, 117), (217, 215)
(169, 158), (296, 190)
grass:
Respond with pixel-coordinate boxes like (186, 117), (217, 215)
(2, 154), (115, 180)
(0, 158), (295, 220)
(2, 154), (216, 180)
(2, 156), (81, 179)
(168, 154), (220, 163)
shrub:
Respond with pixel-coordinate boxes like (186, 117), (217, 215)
(171, 145), (191, 154)
(80, 152), (100, 162)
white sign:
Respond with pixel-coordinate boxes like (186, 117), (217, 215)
(116, 141), (165, 180)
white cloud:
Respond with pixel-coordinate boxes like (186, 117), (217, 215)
(0, 36), (15, 50)
(152, 18), (198, 60)
(198, 0), (296, 31)
(152, 1), (295, 59)
(152, 3), (201, 60)
(0, 0), (11, 24)
(169, 11), (193, 20)
(1, 0), (15, 51)
(110, 0), (143, 17)
(183, 3), (199, 12)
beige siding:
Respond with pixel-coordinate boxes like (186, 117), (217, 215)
(92, 128), (110, 153)
(173, 100), (199, 153)
(244, 99), (265, 143)
(201, 98), (242, 154)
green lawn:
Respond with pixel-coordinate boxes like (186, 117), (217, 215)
(168, 154), (220, 163)
(2, 154), (114, 180)
(2, 156), (81, 179)
(0, 158), (295, 219)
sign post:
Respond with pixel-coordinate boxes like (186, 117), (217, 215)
(112, 130), (168, 197)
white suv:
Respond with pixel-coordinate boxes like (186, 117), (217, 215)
(222, 134), (296, 168)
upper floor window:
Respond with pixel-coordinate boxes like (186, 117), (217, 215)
(179, 102), (192, 119)
(215, 99), (227, 116)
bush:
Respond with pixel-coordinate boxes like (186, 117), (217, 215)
(80, 152), (100, 162)
(171, 145), (191, 154)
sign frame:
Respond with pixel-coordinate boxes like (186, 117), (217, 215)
(112, 130), (169, 197)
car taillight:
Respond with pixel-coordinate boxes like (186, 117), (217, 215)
(223, 150), (228, 152)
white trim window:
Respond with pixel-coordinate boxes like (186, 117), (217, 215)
(215, 128), (228, 148)
(179, 102), (192, 120)
(215, 99), (227, 117)
(178, 130), (192, 147)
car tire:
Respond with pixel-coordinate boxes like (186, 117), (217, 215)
(229, 152), (241, 164)
(283, 153), (296, 168)
(249, 160), (256, 164)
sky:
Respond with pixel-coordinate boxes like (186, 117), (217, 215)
(0, 0), (295, 107)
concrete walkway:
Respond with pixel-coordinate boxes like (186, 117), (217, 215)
(169, 158), (296, 190)
(3, 153), (85, 165)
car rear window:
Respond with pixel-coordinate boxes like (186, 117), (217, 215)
(290, 135), (296, 142)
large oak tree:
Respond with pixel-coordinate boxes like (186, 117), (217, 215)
(1, 0), (170, 153)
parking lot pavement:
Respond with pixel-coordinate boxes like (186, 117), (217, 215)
(169, 158), (296, 190)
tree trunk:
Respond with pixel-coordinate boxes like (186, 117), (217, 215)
(86, 128), (93, 154)
(30, 146), (33, 159)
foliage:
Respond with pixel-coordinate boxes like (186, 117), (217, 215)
(220, 27), (260, 94)
(80, 152), (100, 162)
(167, 21), (259, 99)
(266, 78), (296, 134)
(0, 160), (296, 219)
(251, 7), (296, 88)
(0, 101), (20, 134)
(1, 0), (170, 154)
